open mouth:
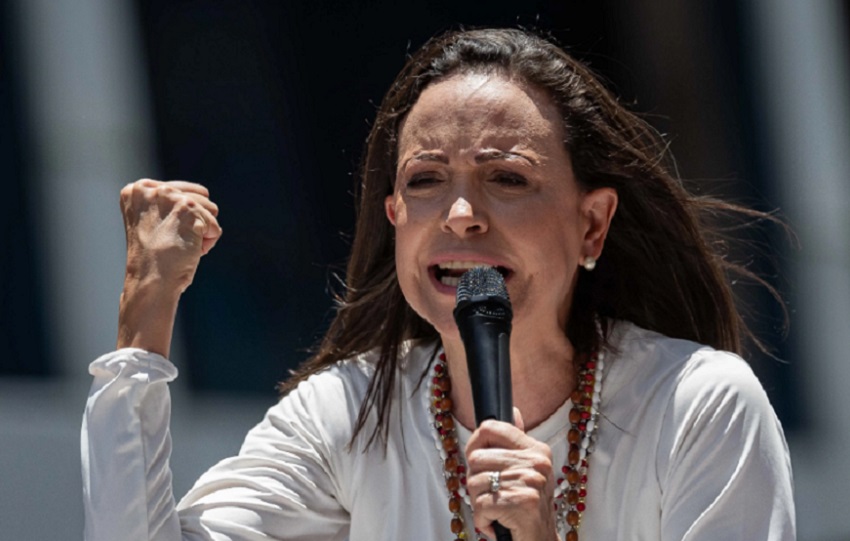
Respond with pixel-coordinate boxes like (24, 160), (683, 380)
(431, 262), (511, 287)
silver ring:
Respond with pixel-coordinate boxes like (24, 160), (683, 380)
(489, 471), (501, 494)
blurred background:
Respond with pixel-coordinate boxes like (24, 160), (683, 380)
(1, 0), (848, 539)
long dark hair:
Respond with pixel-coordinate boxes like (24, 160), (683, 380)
(280, 28), (785, 448)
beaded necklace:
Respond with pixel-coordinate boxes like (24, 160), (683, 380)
(427, 349), (604, 541)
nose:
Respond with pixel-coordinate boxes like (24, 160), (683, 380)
(442, 196), (488, 237)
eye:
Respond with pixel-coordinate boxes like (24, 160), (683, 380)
(491, 172), (528, 187)
(406, 173), (443, 189)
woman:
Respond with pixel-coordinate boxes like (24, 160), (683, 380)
(82, 28), (795, 541)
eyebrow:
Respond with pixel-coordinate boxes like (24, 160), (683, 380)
(405, 152), (448, 165)
(400, 149), (538, 170)
(474, 149), (539, 166)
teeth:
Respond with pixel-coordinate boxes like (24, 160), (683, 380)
(436, 262), (496, 287)
(437, 261), (493, 270)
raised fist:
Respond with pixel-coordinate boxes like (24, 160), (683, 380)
(116, 179), (222, 355)
(119, 179), (222, 293)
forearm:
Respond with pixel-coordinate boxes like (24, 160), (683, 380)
(117, 274), (182, 358)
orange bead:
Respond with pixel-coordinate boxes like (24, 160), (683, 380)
(570, 390), (582, 404)
(446, 456), (459, 471)
(446, 475), (460, 491)
(566, 530), (579, 541)
(568, 428), (581, 444)
(569, 447), (580, 465)
(449, 497), (461, 513)
(439, 397), (453, 411)
(443, 437), (458, 453)
(442, 416), (455, 430)
(567, 469), (580, 484)
(451, 518), (464, 534)
(567, 490), (579, 505)
(569, 408), (581, 424)
(567, 510), (580, 526)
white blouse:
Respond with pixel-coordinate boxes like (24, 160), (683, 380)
(81, 321), (795, 540)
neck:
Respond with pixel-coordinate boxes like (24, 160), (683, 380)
(442, 330), (577, 431)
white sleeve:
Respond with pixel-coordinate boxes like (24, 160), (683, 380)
(657, 353), (796, 541)
(81, 349), (351, 541)
(174, 371), (352, 541)
(82, 348), (182, 541)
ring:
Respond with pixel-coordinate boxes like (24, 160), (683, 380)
(489, 471), (501, 494)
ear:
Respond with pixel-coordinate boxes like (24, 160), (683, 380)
(580, 187), (618, 260)
(385, 194), (397, 226)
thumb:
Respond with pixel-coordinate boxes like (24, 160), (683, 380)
(513, 406), (525, 432)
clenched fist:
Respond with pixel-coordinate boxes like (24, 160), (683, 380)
(117, 179), (222, 357)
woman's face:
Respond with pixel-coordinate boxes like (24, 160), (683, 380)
(385, 72), (616, 342)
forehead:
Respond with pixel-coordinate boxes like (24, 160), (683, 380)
(398, 73), (565, 152)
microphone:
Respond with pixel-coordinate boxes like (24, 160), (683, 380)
(453, 266), (513, 541)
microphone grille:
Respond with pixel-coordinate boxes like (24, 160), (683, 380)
(456, 266), (510, 305)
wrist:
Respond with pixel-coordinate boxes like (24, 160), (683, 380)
(117, 275), (182, 357)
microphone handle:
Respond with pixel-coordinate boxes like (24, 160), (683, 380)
(459, 317), (513, 425)
(494, 523), (512, 541)
(457, 314), (514, 541)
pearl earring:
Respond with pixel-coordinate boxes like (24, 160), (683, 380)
(582, 256), (597, 271)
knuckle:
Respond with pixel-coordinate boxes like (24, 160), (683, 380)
(530, 454), (552, 474)
(526, 471), (548, 491)
(466, 455), (481, 471)
(172, 197), (193, 213)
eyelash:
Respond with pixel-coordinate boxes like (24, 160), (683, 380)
(406, 174), (442, 188)
(403, 171), (529, 189)
(492, 172), (528, 187)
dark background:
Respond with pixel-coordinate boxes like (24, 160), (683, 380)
(1, 0), (799, 424)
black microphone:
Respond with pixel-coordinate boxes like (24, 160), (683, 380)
(453, 266), (513, 541)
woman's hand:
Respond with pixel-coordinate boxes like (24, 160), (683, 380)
(116, 179), (222, 356)
(465, 410), (559, 541)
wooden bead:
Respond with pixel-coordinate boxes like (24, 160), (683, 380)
(443, 437), (458, 453)
(446, 475), (460, 492)
(568, 428), (581, 444)
(567, 490), (579, 505)
(567, 510), (580, 526)
(568, 445), (580, 465)
(451, 518), (464, 534)
(449, 497), (461, 513)
(566, 530), (579, 541)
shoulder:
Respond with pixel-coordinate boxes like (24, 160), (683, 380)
(604, 320), (762, 399)
(256, 340), (436, 447)
(602, 320), (779, 435)
(602, 319), (784, 449)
